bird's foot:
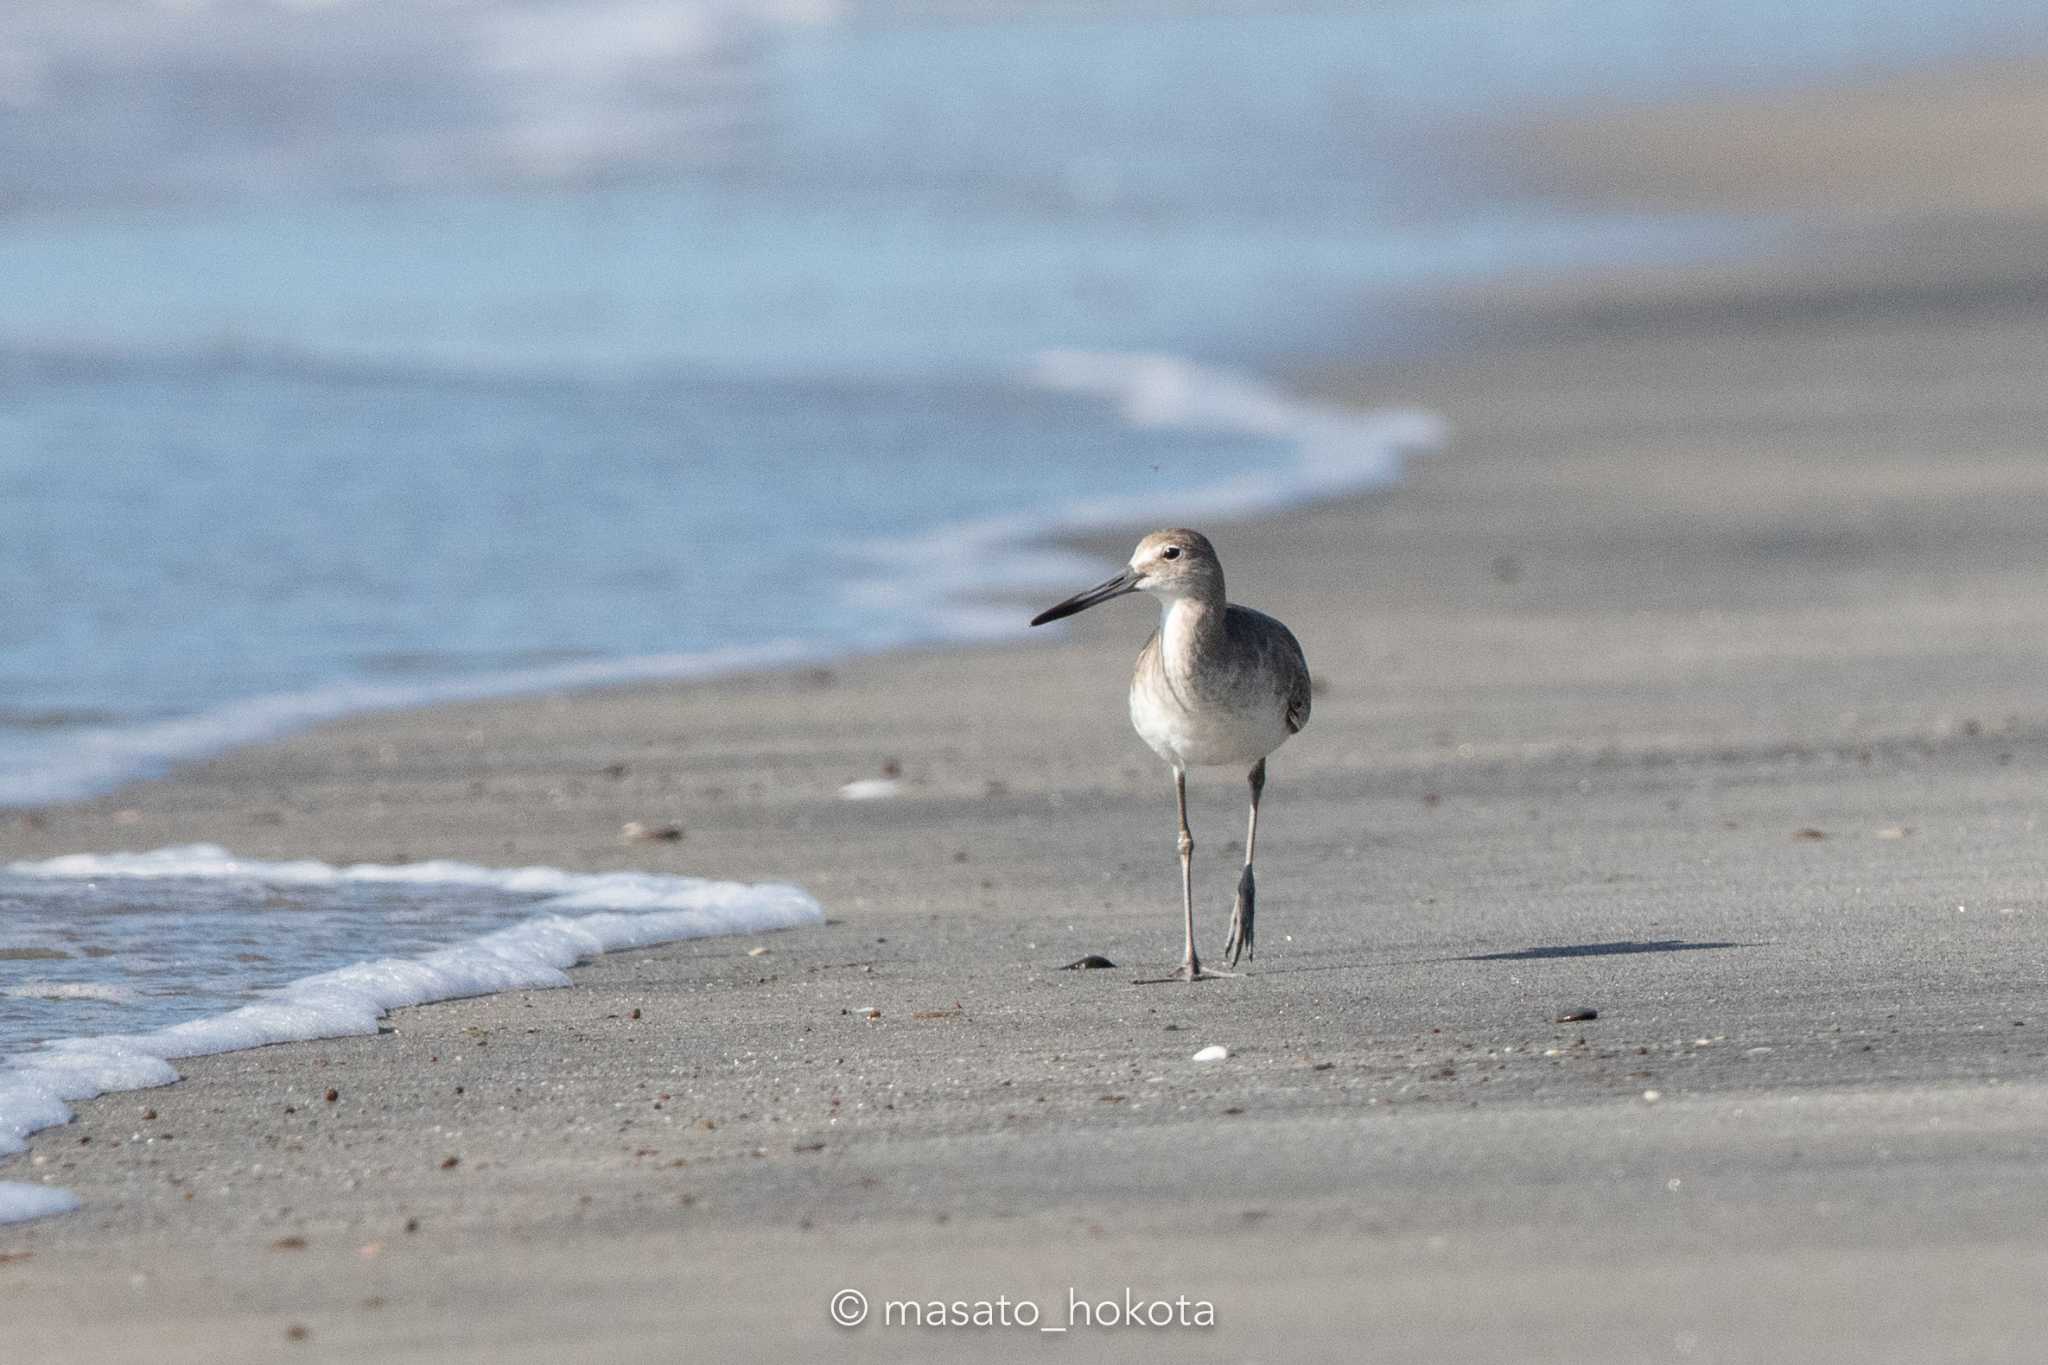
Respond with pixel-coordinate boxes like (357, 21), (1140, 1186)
(1222, 864), (1255, 966)
(1133, 960), (1236, 985)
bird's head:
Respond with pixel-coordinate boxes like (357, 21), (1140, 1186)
(1029, 528), (1223, 626)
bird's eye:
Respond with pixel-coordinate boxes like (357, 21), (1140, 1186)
(1161, 546), (1181, 560)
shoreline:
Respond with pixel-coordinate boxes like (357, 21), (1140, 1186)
(0, 850), (825, 1226)
(0, 353), (1440, 812)
(11, 53), (2048, 1363)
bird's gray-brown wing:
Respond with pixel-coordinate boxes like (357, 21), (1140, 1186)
(1280, 630), (1311, 734)
(1226, 606), (1311, 734)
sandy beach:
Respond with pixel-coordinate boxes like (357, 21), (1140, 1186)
(10, 57), (2048, 1363)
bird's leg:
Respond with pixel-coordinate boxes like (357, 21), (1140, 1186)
(1132, 768), (1232, 984)
(1224, 759), (1263, 966)
(1176, 767), (1202, 981)
(1132, 767), (1233, 983)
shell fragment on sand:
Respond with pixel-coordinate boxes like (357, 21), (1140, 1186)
(838, 778), (902, 801)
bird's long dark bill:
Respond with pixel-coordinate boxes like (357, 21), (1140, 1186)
(1029, 570), (1137, 626)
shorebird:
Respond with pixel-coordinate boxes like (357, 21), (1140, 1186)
(1030, 529), (1310, 981)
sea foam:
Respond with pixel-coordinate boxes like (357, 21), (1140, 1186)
(843, 351), (1445, 637)
(1029, 350), (1445, 517)
(1, 0), (841, 208)
(0, 637), (825, 808)
(0, 845), (822, 1224)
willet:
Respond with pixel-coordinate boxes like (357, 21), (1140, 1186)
(1030, 529), (1310, 981)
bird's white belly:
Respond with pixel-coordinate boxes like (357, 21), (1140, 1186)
(1129, 681), (1291, 769)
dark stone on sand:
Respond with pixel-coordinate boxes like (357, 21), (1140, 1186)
(1061, 955), (1118, 970)
(1555, 1007), (1599, 1023)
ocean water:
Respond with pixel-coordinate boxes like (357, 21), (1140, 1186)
(0, 352), (1446, 804)
(0, 846), (820, 1223)
(9, 0), (2048, 806)
(5, 0), (2048, 1219)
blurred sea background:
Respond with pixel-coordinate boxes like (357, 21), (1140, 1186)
(7, 0), (2048, 809)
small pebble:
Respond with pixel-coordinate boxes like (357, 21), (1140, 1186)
(1555, 1007), (1598, 1023)
(324, 1089), (338, 1104)
(1061, 955), (1117, 970)
(439, 1155), (460, 1170)
(1642, 1089), (1662, 1103)
(1192, 1045), (1229, 1063)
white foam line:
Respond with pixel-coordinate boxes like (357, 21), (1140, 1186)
(1029, 349), (1446, 528)
(0, 637), (826, 809)
(840, 350), (1446, 639)
(0, 845), (823, 1224)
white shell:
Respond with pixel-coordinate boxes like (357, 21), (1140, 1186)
(838, 778), (901, 801)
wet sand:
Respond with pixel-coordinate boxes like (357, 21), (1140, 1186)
(9, 58), (2048, 1364)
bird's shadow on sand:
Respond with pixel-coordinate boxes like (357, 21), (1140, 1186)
(1199, 938), (1757, 976)
(1462, 939), (1748, 962)
(1095, 939), (1759, 978)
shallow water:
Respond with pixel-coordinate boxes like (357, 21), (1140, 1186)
(0, 845), (822, 1222)
(0, 869), (592, 1051)
(0, 846), (821, 1054)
